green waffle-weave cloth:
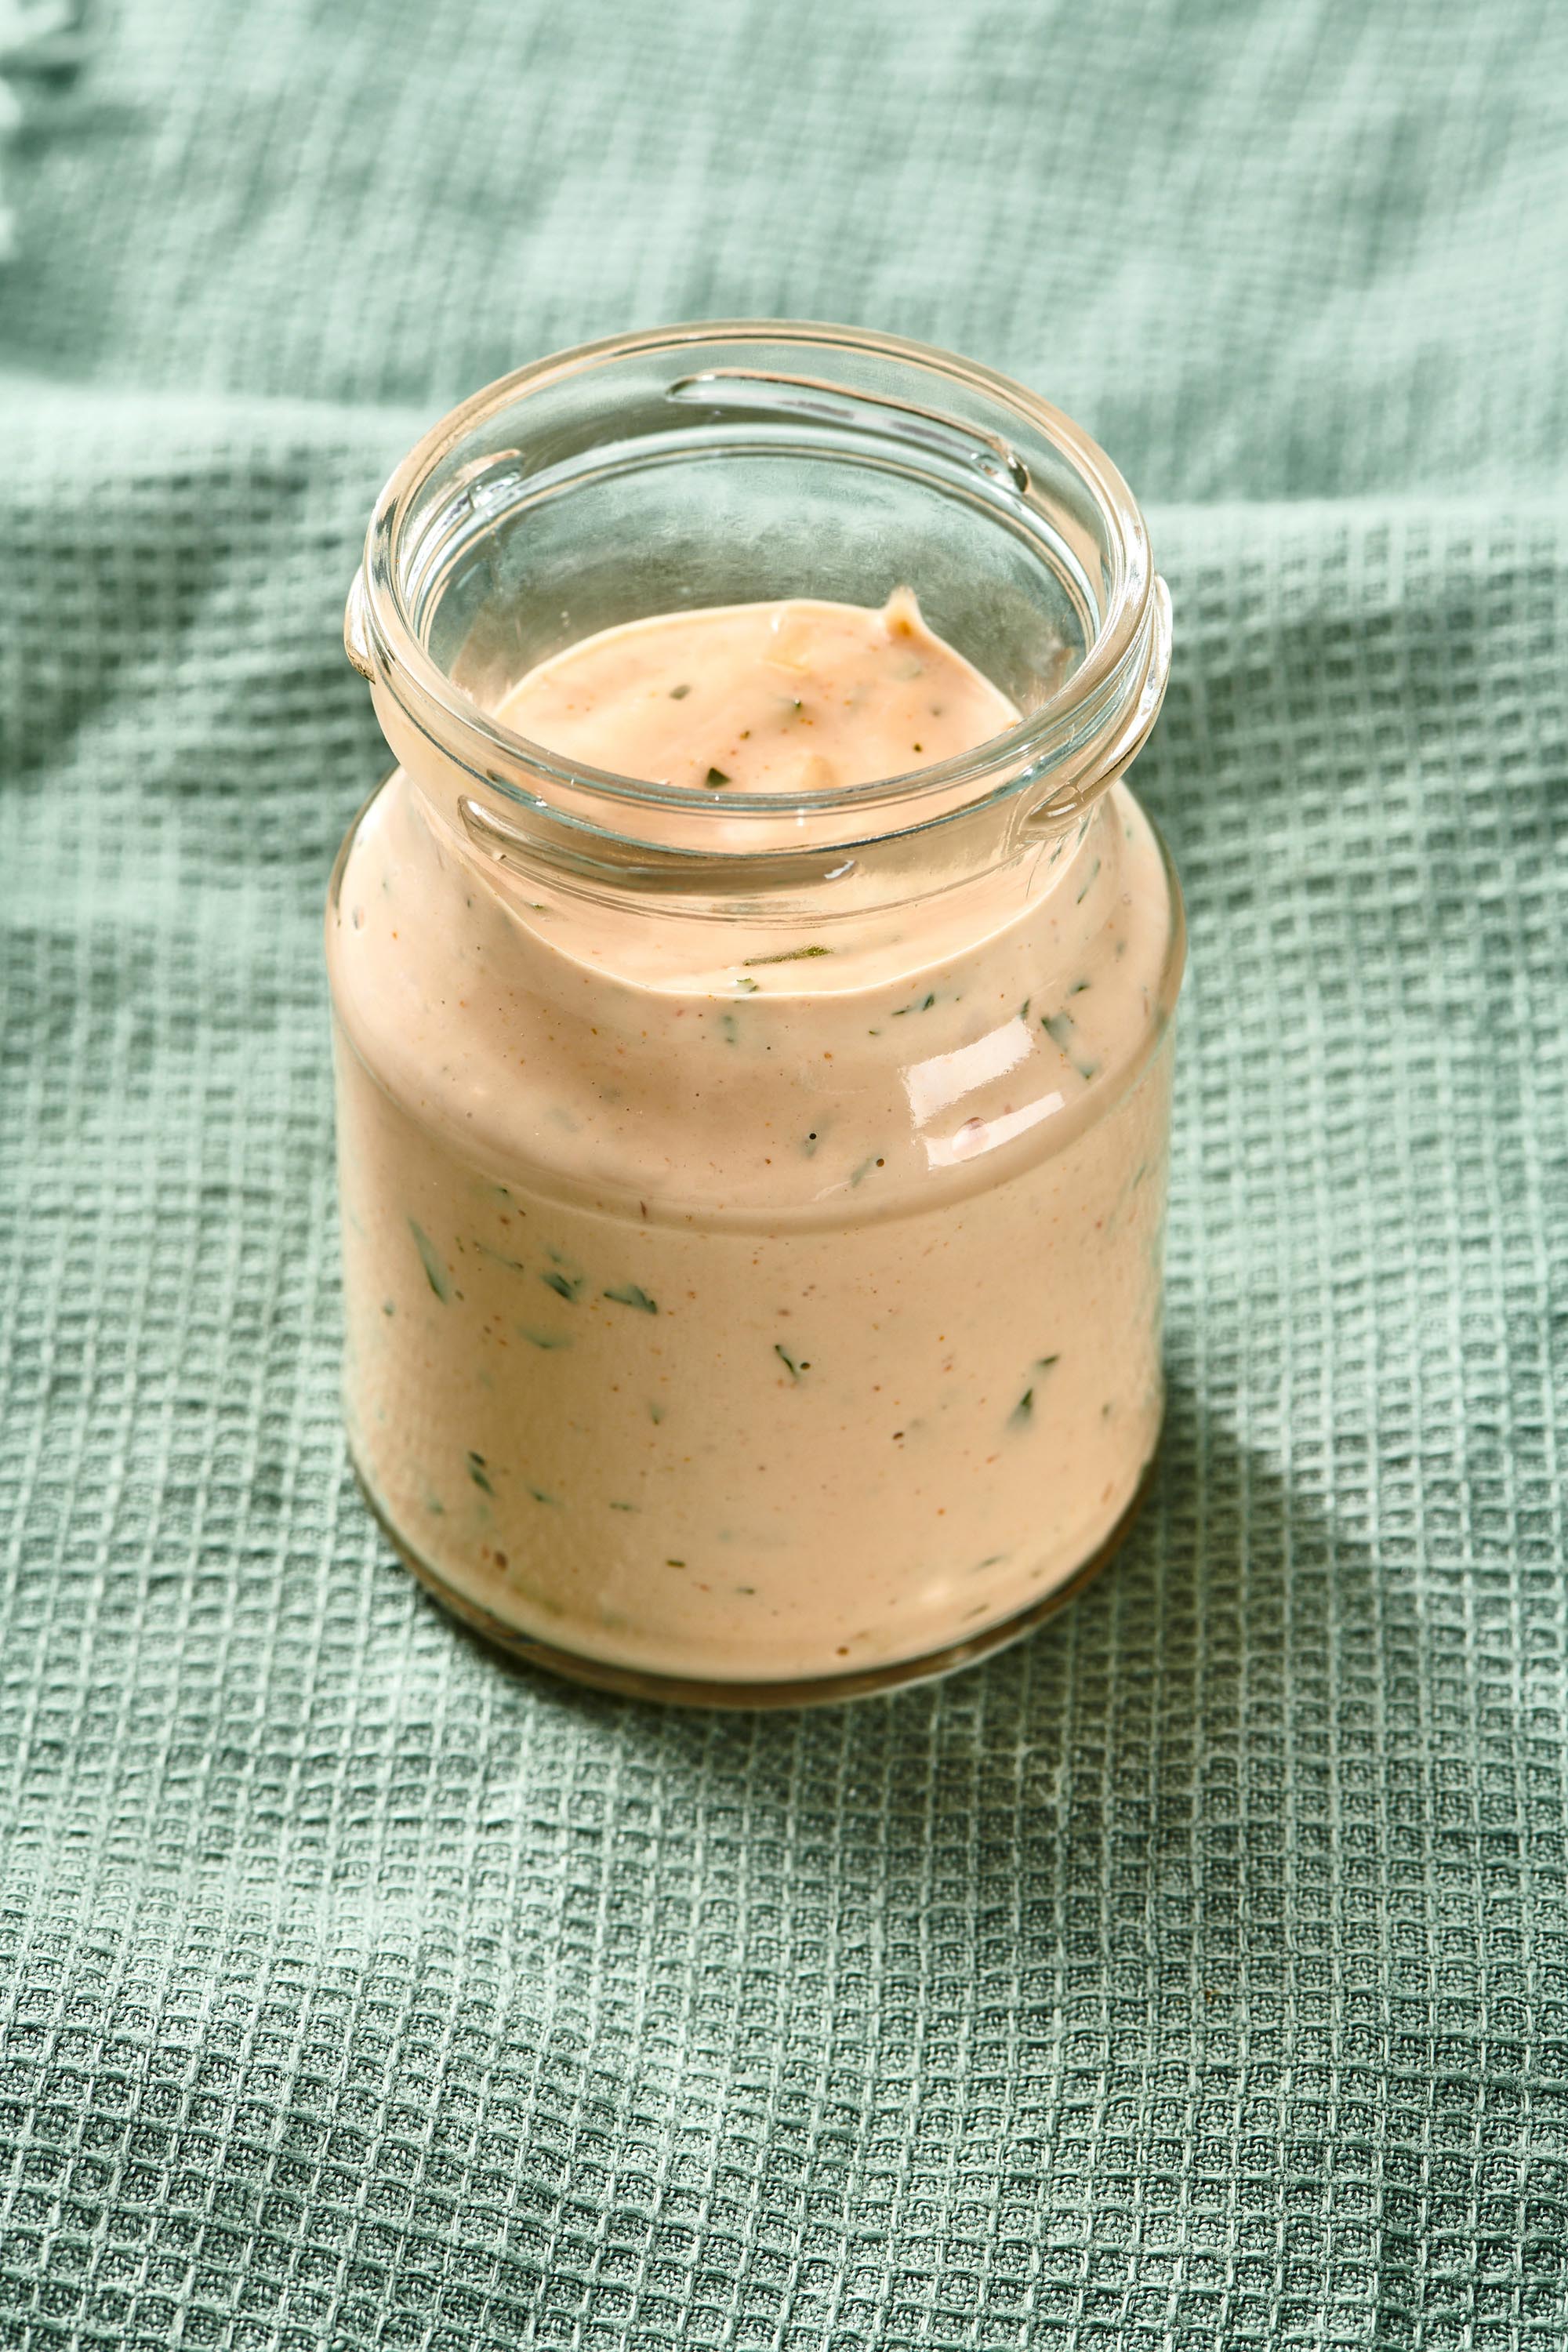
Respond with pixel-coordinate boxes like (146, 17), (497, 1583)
(3, 3), (1567, 2345)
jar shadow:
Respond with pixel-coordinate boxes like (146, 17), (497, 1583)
(539, 1367), (1386, 2000)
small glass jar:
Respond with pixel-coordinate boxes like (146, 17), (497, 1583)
(329, 322), (1184, 1705)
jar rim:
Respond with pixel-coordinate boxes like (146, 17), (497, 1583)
(353, 319), (1167, 831)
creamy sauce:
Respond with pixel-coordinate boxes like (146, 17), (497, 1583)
(328, 593), (1181, 1686)
(503, 588), (1011, 793)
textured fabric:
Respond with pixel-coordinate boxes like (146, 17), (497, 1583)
(3, 3), (1568, 2346)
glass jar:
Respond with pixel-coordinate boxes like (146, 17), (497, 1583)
(329, 321), (1184, 1705)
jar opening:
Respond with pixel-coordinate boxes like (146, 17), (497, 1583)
(350, 322), (1167, 862)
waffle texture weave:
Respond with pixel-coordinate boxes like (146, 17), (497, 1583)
(2, 3), (1567, 2347)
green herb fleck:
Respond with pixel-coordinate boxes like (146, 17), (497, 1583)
(1010, 1390), (1034, 1427)
(1074, 1059), (1099, 1083)
(892, 993), (938, 1016)
(604, 1283), (658, 1315)
(519, 1327), (573, 1350)
(540, 1270), (583, 1302)
(1076, 857), (1102, 904)
(608, 1501), (638, 1513)
(735, 975), (760, 993)
(1041, 1012), (1075, 1051)
(848, 1156), (884, 1187)
(1068, 978), (1091, 996)
(408, 1220), (450, 1302)
(742, 943), (833, 967)
(665, 1558), (686, 1568)
(1037, 1353), (1061, 1371)
(423, 1495), (445, 1517)
(475, 1240), (527, 1272)
(648, 1401), (666, 1425)
(466, 1451), (494, 1494)
(735, 1584), (757, 1595)
(719, 1011), (739, 1045)
(528, 1486), (560, 1506)
(1018, 999), (1032, 1020)
(775, 1344), (811, 1379)
(670, 683), (691, 699)
(705, 766), (731, 789)
(381, 1300), (396, 1317)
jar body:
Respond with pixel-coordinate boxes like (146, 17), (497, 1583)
(327, 760), (1183, 1697)
(328, 321), (1185, 1701)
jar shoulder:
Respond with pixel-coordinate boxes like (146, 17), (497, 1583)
(326, 773), (1183, 1226)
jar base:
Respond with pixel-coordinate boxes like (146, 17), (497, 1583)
(350, 1439), (1160, 1710)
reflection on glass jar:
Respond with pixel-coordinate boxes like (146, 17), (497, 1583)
(328, 322), (1185, 1704)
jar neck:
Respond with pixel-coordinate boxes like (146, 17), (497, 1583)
(376, 701), (1129, 1016)
(362, 553), (1167, 985)
(347, 321), (1171, 939)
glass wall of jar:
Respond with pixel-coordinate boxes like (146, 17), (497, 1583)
(329, 322), (1185, 1704)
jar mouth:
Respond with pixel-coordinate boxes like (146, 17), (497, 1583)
(352, 320), (1167, 842)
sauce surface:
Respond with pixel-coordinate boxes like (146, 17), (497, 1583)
(329, 593), (1181, 1685)
(502, 589), (1015, 793)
